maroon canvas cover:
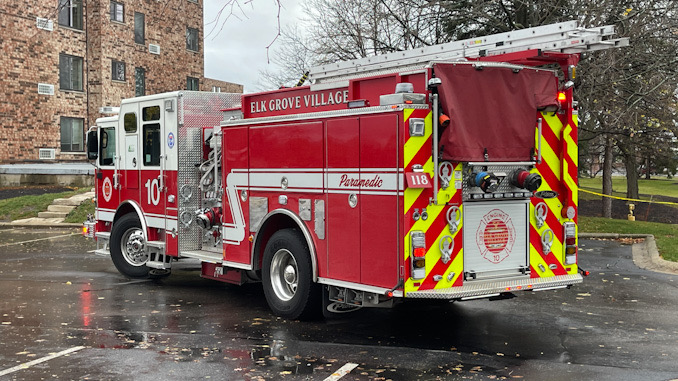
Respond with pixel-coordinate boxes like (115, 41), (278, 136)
(436, 63), (558, 162)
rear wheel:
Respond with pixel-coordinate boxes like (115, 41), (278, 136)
(110, 214), (150, 278)
(262, 229), (320, 320)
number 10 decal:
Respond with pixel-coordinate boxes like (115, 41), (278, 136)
(145, 178), (161, 205)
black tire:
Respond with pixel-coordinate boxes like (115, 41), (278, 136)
(110, 213), (150, 278)
(262, 229), (320, 320)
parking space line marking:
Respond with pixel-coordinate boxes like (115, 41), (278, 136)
(323, 362), (359, 381)
(0, 346), (85, 377)
(0, 233), (78, 248)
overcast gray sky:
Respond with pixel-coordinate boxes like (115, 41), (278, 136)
(203, 1), (304, 93)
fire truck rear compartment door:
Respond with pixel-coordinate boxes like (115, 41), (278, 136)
(463, 201), (529, 281)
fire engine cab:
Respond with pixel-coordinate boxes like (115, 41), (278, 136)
(84, 21), (627, 319)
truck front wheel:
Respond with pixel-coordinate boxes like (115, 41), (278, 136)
(262, 229), (320, 320)
(110, 214), (150, 278)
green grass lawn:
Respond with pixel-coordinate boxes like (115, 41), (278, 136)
(64, 199), (95, 223)
(0, 189), (89, 221)
(578, 176), (678, 262)
(579, 176), (678, 200)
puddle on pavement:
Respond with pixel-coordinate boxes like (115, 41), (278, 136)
(249, 341), (317, 375)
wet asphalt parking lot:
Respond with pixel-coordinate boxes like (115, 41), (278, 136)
(0, 228), (677, 380)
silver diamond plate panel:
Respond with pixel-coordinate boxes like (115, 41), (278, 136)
(462, 164), (535, 200)
(405, 274), (583, 299)
(177, 92), (241, 252)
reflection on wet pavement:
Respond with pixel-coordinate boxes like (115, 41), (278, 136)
(1, 230), (678, 380)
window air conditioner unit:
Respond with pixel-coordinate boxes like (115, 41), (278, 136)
(149, 44), (161, 55)
(37, 83), (54, 95)
(99, 106), (120, 114)
(36, 17), (53, 31)
(39, 148), (56, 160)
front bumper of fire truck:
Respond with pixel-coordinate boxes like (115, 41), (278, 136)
(404, 274), (583, 300)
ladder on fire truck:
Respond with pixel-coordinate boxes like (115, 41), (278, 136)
(309, 20), (629, 85)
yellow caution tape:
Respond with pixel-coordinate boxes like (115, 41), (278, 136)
(579, 188), (678, 206)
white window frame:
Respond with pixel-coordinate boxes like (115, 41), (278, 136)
(110, 1), (124, 22)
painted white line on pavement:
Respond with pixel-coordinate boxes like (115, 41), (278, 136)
(323, 362), (359, 381)
(0, 233), (78, 248)
(0, 346), (86, 377)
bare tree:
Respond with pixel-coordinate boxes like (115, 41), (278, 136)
(259, 0), (450, 88)
(258, 25), (317, 89)
(577, 1), (678, 206)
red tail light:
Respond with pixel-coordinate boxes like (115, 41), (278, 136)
(413, 247), (426, 258)
(410, 231), (426, 280)
(563, 222), (577, 265)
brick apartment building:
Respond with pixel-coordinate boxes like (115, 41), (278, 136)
(0, 0), (242, 163)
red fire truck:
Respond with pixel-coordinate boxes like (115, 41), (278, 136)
(84, 21), (627, 319)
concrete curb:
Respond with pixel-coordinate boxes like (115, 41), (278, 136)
(0, 222), (82, 230)
(580, 232), (678, 276)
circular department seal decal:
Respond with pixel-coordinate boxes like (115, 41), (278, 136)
(102, 177), (113, 202)
(167, 132), (175, 149)
(476, 209), (516, 264)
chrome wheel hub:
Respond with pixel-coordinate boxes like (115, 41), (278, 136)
(121, 229), (148, 266)
(270, 249), (298, 301)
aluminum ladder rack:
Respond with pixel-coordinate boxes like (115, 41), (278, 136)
(309, 20), (629, 85)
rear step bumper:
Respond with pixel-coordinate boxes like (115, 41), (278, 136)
(405, 274), (583, 299)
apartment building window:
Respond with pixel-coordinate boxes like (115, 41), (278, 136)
(59, 53), (83, 91)
(60, 117), (84, 152)
(112, 60), (125, 81)
(186, 27), (198, 51)
(134, 12), (145, 44)
(135, 67), (145, 96)
(212, 86), (221, 93)
(110, 1), (124, 22)
(58, 0), (83, 30)
(186, 76), (199, 91)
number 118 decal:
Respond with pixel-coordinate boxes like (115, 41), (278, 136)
(405, 172), (432, 189)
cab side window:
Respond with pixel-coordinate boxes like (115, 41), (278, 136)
(99, 127), (116, 166)
(142, 105), (161, 166)
(143, 123), (160, 166)
(124, 112), (137, 133)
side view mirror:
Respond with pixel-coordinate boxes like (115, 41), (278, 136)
(86, 128), (98, 160)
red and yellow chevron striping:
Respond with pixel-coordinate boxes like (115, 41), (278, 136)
(530, 111), (578, 278)
(402, 106), (579, 294)
(403, 110), (464, 294)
